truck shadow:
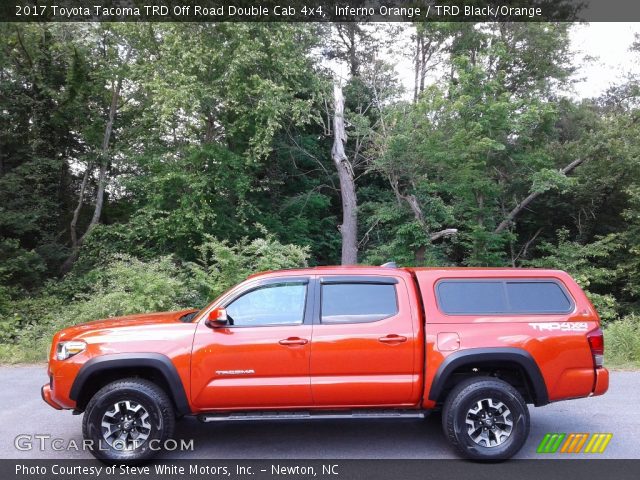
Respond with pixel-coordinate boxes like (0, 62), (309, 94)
(164, 414), (453, 459)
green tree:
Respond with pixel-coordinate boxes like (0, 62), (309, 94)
(371, 23), (579, 266)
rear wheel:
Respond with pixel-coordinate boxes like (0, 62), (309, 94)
(82, 378), (175, 462)
(442, 377), (529, 460)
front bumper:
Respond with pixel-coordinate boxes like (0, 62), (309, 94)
(41, 384), (63, 410)
(592, 367), (609, 396)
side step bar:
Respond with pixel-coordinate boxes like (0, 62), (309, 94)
(198, 410), (426, 423)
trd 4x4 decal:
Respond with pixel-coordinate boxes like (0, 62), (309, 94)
(528, 322), (588, 332)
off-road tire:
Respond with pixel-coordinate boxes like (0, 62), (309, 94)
(82, 378), (175, 463)
(442, 377), (530, 461)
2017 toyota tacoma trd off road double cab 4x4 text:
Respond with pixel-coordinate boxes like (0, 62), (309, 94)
(42, 265), (609, 461)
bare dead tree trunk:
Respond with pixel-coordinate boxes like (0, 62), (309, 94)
(86, 76), (121, 236)
(412, 28), (438, 103)
(511, 227), (543, 267)
(387, 173), (458, 249)
(68, 163), (93, 249)
(476, 191), (484, 228)
(403, 193), (458, 241)
(347, 26), (358, 77)
(419, 40), (429, 93)
(404, 193), (425, 225)
(204, 112), (216, 143)
(495, 158), (584, 233)
(332, 82), (358, 265)
(413, 35), (421, 103)
(407, 192), (456, 263)
(61, 76), (123, 274)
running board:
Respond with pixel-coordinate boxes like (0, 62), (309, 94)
(198, 410), (426, 423)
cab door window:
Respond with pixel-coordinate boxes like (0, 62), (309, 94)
(321, 283), (398, 324)
(225, 282), (307, 326)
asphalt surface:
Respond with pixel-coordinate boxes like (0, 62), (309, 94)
(0, 366), (638, 459)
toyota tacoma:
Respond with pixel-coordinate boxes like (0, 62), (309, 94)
(42, 265), (608, 461)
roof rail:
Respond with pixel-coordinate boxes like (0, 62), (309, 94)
(381, 261), (397, 268)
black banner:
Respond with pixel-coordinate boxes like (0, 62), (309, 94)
(1, 0), (639, 22)
(3, 459), (640, 480)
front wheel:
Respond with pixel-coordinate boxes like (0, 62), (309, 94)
(82, 378), (175, 462)
(442, 377), (530, 460)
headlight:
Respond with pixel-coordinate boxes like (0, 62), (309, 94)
(55, 341), (86, 360)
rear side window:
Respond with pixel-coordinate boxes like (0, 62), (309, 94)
(506, 282), (572, 313)
(436, 279), (573, 315)
(436, 281), (506, 314)
(321, 283), (398, 323)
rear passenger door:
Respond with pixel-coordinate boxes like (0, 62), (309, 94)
(310, 276), (419, 407)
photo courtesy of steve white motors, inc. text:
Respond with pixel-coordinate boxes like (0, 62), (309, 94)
(14, 463), (340, 477)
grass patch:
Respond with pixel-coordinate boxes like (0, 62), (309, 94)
(604, 315), (640, 369)
(0, 338), (51, 364)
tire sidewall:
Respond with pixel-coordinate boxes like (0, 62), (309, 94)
(84, 386), (167, 462)
(451, 383), (529, 460)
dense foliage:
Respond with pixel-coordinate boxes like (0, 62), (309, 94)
(1, 22), (640, 364)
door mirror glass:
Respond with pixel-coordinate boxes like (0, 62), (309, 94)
(207, 307), (228, 328)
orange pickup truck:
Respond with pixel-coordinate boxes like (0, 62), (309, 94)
(42, 264), (608, 461)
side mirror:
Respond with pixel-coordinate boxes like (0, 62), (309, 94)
(206, 307), (228, 328)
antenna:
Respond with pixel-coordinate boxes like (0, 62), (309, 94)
(381, 261), (397, 268)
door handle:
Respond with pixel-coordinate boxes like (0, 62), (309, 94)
(279, 337), (309, 346)
(378, 334), (408, 344)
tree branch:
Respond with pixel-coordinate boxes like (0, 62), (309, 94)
(513, 227), (543, 266)
(14, 26), (33, 69)
(494, 158), (584, 234)
(430, 228), (459, 242)
(401, 193), (458, 242)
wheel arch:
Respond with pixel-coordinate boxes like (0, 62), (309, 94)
(70, 353), (191, 415)
(428, 347), (549, 407)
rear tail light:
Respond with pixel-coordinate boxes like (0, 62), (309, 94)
(587, 327), (605, 368)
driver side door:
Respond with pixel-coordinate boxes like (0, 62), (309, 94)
(190, 276), (314, 410)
